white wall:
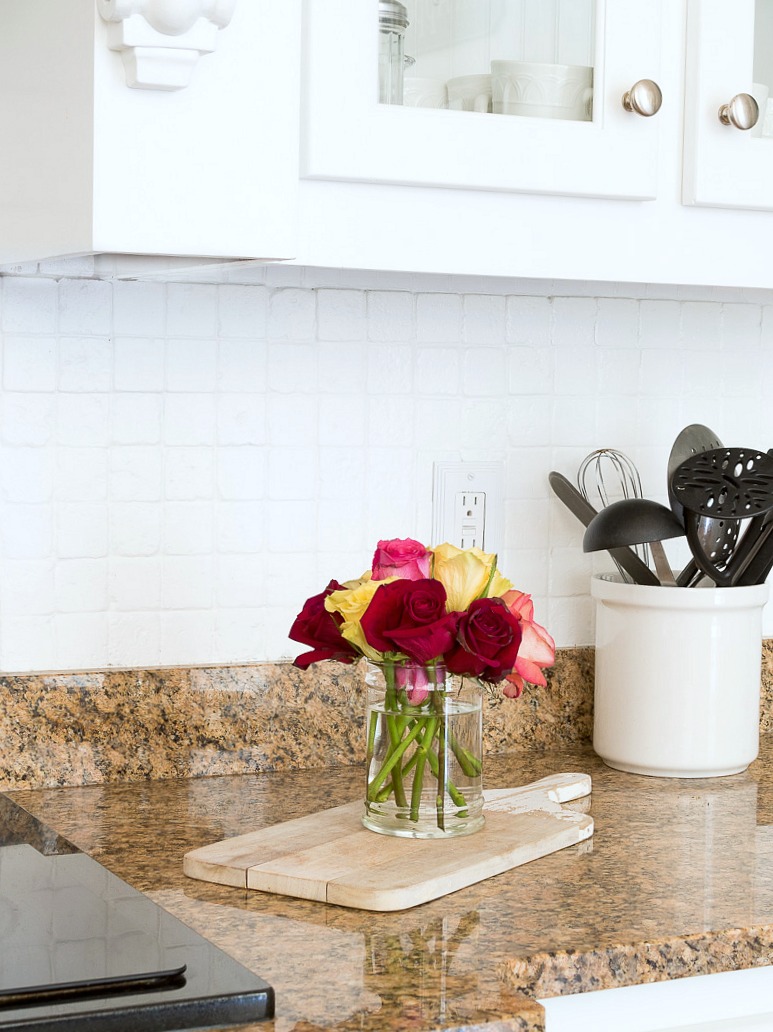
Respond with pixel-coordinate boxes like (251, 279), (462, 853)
(0, 261), (771, 672)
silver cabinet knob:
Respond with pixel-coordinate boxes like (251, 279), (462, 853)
(718, 93), (759, 130)
(622, 79), (663, 116)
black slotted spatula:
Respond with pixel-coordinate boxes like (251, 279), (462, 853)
(670, 447), (773, 586)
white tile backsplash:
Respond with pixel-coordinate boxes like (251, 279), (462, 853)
(0, 267), (771, 671)
(2, 278), (57, 333)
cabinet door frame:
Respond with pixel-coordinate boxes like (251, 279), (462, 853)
(683, 0), (773, 211)
(302, 0), (664, 201)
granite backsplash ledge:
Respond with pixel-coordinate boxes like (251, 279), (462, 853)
(0, 647), (590, 790)
(1, 641), (772, 790)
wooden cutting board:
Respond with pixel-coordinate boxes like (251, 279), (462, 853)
(184, 772), (593, 912)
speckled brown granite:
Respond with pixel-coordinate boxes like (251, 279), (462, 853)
(760, 639), (773, 732)
(0, 647), (595, 790)
(9, 739), (773, 1032)
(0, 639), (770, 791)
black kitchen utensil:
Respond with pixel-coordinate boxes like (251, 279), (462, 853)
(548, 472), (660, 586)
(666, 423), (724, 524)
(735, 451), (773, 585)
(671, 447), (773, 587)
(666, 424), (737, 587)
(674, 512), (739, 587)
(671, 447), (773, 519)
(727, 511), (773, 586)
(582, 497), (684, 586)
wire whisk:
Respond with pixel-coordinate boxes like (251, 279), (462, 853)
(577, 448), (651, 575)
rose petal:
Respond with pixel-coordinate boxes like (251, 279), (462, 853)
(519, 620), (556, 667)
(502, 674), (524, 698)
(512, 656), (548, 688)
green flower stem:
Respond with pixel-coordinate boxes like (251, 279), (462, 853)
(432, 690), (447, 830)
(391, 722), (472, 815)
(409, 744), (428, 823)
(401, 750), (419, 777)
(383, 670), (408, 809)
(422, 743), (469, 813)
(386, 718), (408, 806)
(365, 708), (379, 772)
(447, 732), (483, 777)
(410, 716), (438, 822)
(370, 710), (421, 804)
(366, 718), (426, 801)
(475, 555), (499, 600)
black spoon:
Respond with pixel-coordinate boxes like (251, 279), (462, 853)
(548, 472), (659, 586)
(582, 498), (684, 586)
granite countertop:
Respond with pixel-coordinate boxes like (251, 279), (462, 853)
(8, 739), (773, 1032)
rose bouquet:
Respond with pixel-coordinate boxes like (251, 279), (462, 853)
(289, 538), (555, 836)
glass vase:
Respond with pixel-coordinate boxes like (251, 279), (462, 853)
(362, 660), (484, 838)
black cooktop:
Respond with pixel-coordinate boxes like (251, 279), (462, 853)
(0, 794), (273, 1031)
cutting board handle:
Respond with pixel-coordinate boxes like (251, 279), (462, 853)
(483, 773), (591, 813)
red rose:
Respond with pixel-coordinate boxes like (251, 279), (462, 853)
(289, 580), (359, 670)
(371, 538), (432, 581)
(360, 579), (458, 665)
(445, 597), (523, 684)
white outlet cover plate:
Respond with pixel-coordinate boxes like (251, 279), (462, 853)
(432, 461), (504, 556)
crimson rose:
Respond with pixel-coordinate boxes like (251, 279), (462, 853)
(360, 578), (458, 665)
(445, 597), (523, 683)
(289, 580), (359, 670)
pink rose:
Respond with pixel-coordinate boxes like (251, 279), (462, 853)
(394, 662), (448, 706)
(501, 590), (556, 698)
(372, 538), (432, 581)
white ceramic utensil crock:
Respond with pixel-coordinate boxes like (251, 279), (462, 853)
(591, 574), (769, 777)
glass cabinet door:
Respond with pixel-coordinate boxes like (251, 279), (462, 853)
(302, 0), (664, 200)
(684, 0), (773, 210)
(388, 0), (596, 114)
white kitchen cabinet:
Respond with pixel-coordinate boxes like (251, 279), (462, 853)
(302, 0), (665, 202)
(540, 965), (773, 1031)
(684, 0), (773, 212)
(0, 0), (300, 264)
(3, 1), (773, 287)
(293, 0), (773, 288)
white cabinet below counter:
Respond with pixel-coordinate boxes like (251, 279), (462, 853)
(540, 966), (773, 1031)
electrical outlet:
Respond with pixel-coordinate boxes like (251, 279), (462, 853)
(456, 490), (486, 549)
(432, 462), (503, 554)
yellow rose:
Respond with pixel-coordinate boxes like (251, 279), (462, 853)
(324, 575), (394, 660)
(487, 569), (514, 598)
(432, 543), (510, 611)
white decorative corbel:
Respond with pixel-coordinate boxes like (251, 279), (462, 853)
(97, 0), (238, 91)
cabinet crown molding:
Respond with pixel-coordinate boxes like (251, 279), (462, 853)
(97, 0), (237, 90)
